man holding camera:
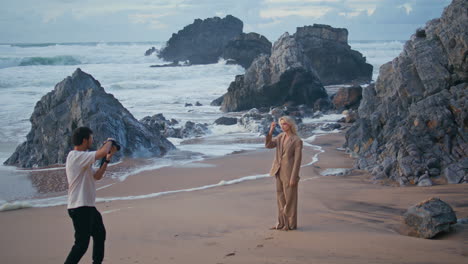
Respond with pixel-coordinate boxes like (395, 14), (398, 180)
(64, 127), (118, 264)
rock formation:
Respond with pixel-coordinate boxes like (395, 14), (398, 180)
(158, 15), (243, 64)
(140, 113), (178, 132)
(4, 69), (175, 168)
(345, 0), (467, 185)
(222, 32), (272, 69)
(403, 197), (457, 239)
(140, 114), (208, 138)
(294, 24), (373, 85)
(179, 121), (209, 138)
(144, 47), (158, 56)
(210, 95), (225, 106)
(332, 85), (363, 111)
(157, 17), (371, 85)
(219, 33), (329, 112)
(214, 117), (238, 126)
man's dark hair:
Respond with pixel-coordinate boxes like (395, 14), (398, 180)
(72, 127), (93, 146)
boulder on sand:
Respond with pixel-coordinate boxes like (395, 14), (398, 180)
(403, 197), (457, 238)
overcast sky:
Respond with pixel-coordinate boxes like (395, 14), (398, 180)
(0, 0), (452, 43)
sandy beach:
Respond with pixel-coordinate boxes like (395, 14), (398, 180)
(1, 131), (467, 264)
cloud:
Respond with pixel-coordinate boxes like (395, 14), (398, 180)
(25, 0), (191, 22)
(398, 3), (413, 15)
(258, 0), (449, 24)
(260, 7), (332, 19)
(0, 0), (453, 43)
(260, 0), (376, 19)
(128, 13), (174, 29)
(252, 0), (451, 41)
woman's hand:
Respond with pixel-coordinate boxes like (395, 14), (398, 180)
(289, 178), (298, 187)
(269, 122), (276, 135)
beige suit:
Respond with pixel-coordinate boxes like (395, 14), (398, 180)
(265, 132), (303, 230)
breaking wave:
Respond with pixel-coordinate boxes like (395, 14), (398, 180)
(19, 55), (81, 66)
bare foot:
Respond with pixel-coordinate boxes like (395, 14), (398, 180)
(269, 225), (284, 230)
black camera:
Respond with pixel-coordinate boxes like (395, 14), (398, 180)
(109, 139), (121, 151)
(99, 139), (121, 168)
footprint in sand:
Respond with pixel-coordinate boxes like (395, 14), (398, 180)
(225, 252), (236, 257)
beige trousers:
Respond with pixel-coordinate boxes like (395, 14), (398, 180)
(275, 174), (298, 230)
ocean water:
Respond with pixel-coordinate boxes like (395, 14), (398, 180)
(0, 40), (404, 210)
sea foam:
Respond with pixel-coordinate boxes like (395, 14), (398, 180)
(19, 55), (81, 66)
(320, 168), (350, 176)
(0, 201), (33, 211)
(0, 173), (271, 212)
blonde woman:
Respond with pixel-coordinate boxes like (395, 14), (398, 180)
(265, 116), (303, 230)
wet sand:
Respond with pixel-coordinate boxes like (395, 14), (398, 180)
(0, 132), (467, 264)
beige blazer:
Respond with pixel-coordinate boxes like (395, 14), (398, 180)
(265, 132), (303, 181)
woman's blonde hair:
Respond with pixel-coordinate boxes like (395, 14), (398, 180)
(279, 116), (298, 135)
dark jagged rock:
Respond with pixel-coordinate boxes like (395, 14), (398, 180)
(403, 198), (457, 238)
(294, 24), (373, 85)
(415, 28), (427, 38)
(180, 121), (208, 138)
(163, 127), (182, 138)
(141, 114), (208, 139)
(145, 47), (158, 56)
(219, 33), (329, 112)
(210, 95), (225, 106)
(4, 69), (175, 168)
(345, 0), (468, 185)
(214, 117), (237, 125)
(222, 32), (272, 68)
(332, 86), (363, 111)
(444, 161), (468, 184)
(158, 15), (243, 64)
(140, 113), (178, 132)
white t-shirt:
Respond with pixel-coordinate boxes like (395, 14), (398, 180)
(66, 150), (97, 209)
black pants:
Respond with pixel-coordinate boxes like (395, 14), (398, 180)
(65, 206), (106, 264)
